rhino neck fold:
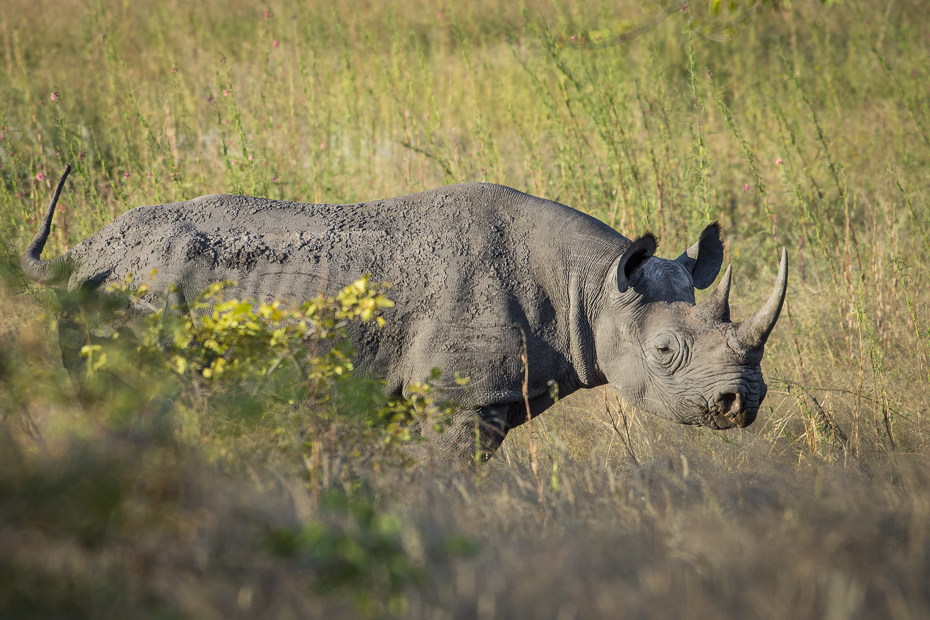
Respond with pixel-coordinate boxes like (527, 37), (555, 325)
(568, 270), (609, 388)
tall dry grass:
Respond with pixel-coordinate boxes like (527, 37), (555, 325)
(1, 0), (929, 617)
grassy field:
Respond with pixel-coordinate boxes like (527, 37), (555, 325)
(2, 0), (930, 617)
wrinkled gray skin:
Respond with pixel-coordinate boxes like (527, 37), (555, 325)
(24, 168), (787, 465)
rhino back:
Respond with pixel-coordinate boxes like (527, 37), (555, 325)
(64, 182), (628, 404)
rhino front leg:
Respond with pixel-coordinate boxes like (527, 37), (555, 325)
(412, 403), (518, 467)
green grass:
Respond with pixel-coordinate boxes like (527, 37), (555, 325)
(2, 0), (930, 617)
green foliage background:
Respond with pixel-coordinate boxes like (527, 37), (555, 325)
(1, 0), (929, 617)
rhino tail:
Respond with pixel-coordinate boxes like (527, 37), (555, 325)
(21, 165), (74, 287)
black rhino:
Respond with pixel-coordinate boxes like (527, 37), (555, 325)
(24, 166), (787, 464)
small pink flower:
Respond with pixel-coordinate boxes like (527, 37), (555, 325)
(248, 154), (253, 161)
(223, 89), (230, 97)
(247, 134), (254, 140)
(78, 151), (85, 159)
(320, 141), (326, 149)
(123, 171), (130, 179)
(436, 12), (444, 19)
(0, 134), (4, 141)
(171, 66), (178, 73)
(50, 91), (59, 101)
(222, 119), (227, 125)
(273, 40), (279, 48)
(263, 9), (270, 19)
(147, 171), (153, 178)
(272, 176), (278, 183)
(742, 184), (750, 192)
(775, 157), (783, 165)
(570, 35), (577, 41)
(35, 172), (46, 182)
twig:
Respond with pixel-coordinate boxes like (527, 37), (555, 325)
(604, 390), (638, 466)
(520, 327), (545, 505)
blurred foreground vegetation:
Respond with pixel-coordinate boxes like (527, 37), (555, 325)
(2, 0), (930, 617)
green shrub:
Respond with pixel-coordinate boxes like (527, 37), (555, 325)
(70, 274), (459, 475)
(0, 274), (475, 618)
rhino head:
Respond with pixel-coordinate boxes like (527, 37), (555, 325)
(594, 224), (787, 430)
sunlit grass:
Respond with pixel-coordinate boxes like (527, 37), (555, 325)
(2, 0), (929, 617)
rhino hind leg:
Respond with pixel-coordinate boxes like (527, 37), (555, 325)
(58, 312), (90, 403)
(58, 312), (135, 408)
(56, 286), (151, 411)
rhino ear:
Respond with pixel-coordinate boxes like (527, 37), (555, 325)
(675, 223), (723, 290)
(617, 233), (657, 293)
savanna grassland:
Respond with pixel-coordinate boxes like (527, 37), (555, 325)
(2, 0), (930, 617)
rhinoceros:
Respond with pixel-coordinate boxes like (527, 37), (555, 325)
(23, 166), (786, 464)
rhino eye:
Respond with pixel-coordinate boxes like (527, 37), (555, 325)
(655, 340), (675, 355)
(652, 334), (688, 371)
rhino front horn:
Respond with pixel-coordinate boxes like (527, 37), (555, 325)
(737, 247), (788, 351)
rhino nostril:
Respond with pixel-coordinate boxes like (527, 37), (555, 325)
(713, 392), (755, 428)
(719, 392), (738, 414)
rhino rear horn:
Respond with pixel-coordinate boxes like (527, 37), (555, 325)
(692, 264), (731, 323)
(616, 233), (656, 293)
(675, 223), (724, 290)
(737, 247), (788, 351)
